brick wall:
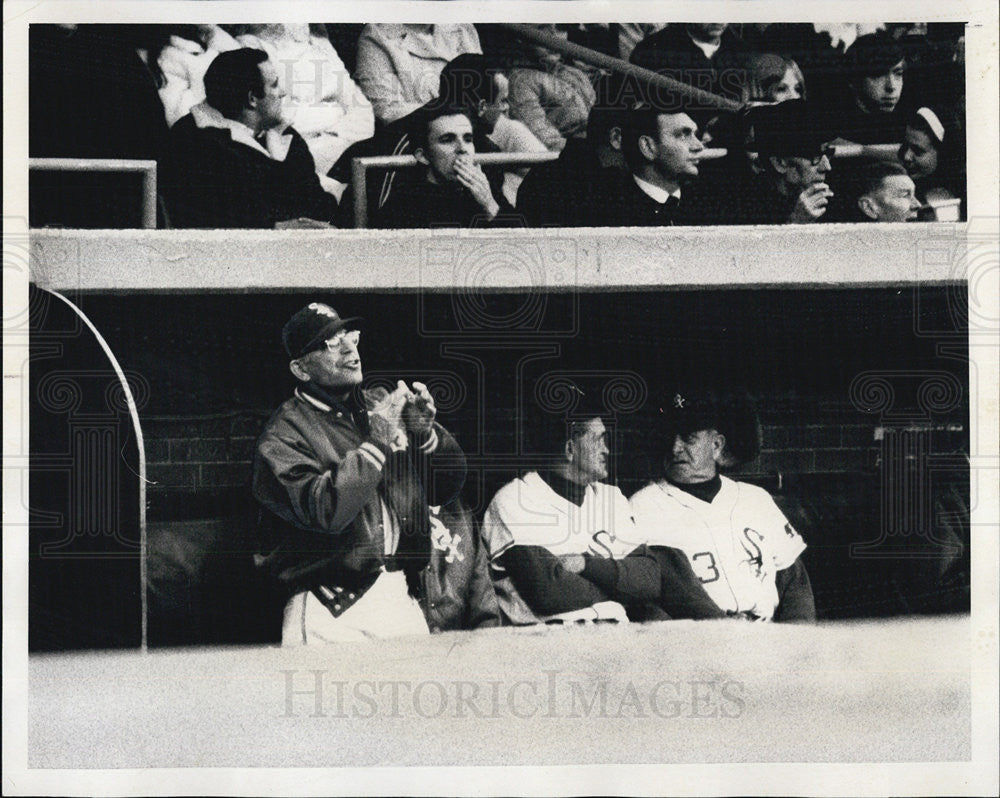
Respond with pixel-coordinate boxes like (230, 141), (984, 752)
(145, 414), (265, 494)
(142, 407), (901, 521)
(73, 286), (964, 520)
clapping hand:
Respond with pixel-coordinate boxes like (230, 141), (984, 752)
(402, 381), (436, 435)
(365, 381), (410, 451)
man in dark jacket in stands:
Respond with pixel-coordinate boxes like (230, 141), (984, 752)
(587, 98), (707, 227)
(162, 48), (338, 228)
(630, 23), (748, 107)
(835, 32), (909, 145)
(330, 54), (508, 227)
(372, 106), (514, 228)
(706, 99), (838, 225)
(253, 301), (497, 643)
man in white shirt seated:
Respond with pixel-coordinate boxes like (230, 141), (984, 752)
(480, 383), (664, 625)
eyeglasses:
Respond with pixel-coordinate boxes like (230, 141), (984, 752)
(806, 144), (836, 165)
(320, 329), (360, 353)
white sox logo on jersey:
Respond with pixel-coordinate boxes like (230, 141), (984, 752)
(588, 530), (616, 559)
(739, 527), (765, 580)
(429, 513), (464, 564)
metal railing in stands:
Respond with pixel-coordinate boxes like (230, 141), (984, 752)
(350, 144), (900, 229)
(29, 158), (158, 229)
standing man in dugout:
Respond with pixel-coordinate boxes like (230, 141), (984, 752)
(630, 392), (815, 622)
(252, 302), (498, 644)
(481, 385), (666, 625)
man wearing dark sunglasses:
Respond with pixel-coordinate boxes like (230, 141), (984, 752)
(252, 302), (480, 643)
(727, 99), (839, 224)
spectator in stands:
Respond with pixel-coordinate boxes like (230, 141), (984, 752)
(630, 391), (815, 622)
(482, 71), (550, 206)
(836, 32), (908, 144)
(616, 23), (666, 62)
(253, 302), (488, 643)
(851, 161), (922, 222)
(354, 24), (481, 124)
(136, 24), (239, 128)
(372, 105), (513, 228)
(162, 48), (338, 228)
(29, 24), (169, 228)
(331, 54), (510, 227)
(587, 98), (706, 227)
(629, 23), (748, 107)
(234, 24), (375, 197)
(899, 105), (966, 220)
(480, 383), (664, 625)
(742, 53), (806, 104)
(515, 71), (630, 226)
(714, 100), (838, 225)
(505, 24), (597, 152)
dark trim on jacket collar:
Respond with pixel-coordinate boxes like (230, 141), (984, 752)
(667, 473), (722, 503)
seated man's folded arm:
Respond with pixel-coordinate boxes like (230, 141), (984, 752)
(580, 544), (662, 602)
(497, 544), (610, 616)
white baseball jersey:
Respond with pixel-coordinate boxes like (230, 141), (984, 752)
(482, 471), (642, 624)
(630, 476), (806, 620)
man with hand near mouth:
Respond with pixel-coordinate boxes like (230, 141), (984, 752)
(252, 302), (474, 643)
(630, 391), (815, 622)
(724, 99), (839, 225)
(373, 105), (513, 228)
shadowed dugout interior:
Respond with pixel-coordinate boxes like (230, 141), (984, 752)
(29, 285), (970, 651)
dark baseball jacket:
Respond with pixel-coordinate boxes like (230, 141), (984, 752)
(252, 385), (468, 618)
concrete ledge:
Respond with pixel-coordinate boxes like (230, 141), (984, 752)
(27, 224), (968, 292)
(28, 615), (969, 769)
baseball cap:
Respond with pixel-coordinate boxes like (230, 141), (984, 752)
(660, 389), (761, 465)
(742, 99), (837, 156)
(282, 302), (361, 359)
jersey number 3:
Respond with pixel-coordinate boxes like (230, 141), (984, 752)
(691, 551), (720, 583)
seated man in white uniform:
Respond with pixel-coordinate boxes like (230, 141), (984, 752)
(481, 384), (664, 625)
(631, 391), (815, 622)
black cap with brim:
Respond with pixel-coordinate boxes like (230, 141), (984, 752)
(660, 390), (761, 466)
(282, 303), (361, 359)
(742, 99), (837, 156)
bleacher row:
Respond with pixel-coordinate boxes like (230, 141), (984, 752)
(28, 22), (966, 229)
